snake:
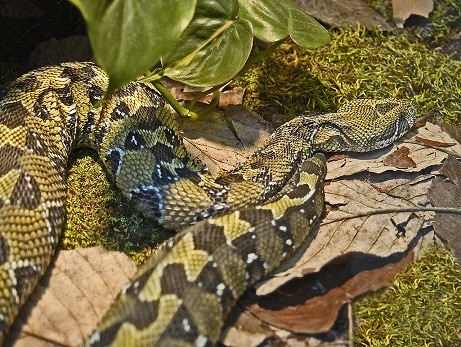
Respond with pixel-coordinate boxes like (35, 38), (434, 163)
(0, 62), (416, 346)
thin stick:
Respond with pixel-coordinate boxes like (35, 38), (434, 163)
(322, 206), (461, 225)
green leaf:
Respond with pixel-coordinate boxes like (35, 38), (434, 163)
(159, 0), (253, 87)
(70, 0), (197, 95)
(238, 0), (330, 48)
(163, 19), (253, 87)
(162, 0), (239, 65)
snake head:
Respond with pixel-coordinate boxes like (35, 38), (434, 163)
(363, 98), (417, 151)
(311, 98), (417, 153)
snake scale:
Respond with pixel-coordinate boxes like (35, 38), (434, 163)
(0, 62), (416, 346)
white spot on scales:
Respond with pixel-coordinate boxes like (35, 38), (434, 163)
(182, 318), (191, 332)
(216, 283), (226, 296)
(246, 253), (258, 264)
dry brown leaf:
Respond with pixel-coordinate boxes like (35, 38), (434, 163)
(179, 106), (273, 174)
(226, 105), (275, 149)
(218, 88), (245, 108)
(224, 304), (351, 347)
(383, 146), (417, 168)
(438, 121), (461, 144)
(247, 250), (414, 334)
(165, 81), (245, 109)
(6, 248), (137, 347)
(414, 135), (455, 147)
(293, 0), (392, 30)
(325, 122), (461, 180)
(223, 310), (275, 347)
(328, 153), (350, 162)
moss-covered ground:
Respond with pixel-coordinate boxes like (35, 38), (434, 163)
(354, 246), (461, 346)
(237, 27), (461, 125)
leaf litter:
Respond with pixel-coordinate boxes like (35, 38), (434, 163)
(222, 118), (461, 346)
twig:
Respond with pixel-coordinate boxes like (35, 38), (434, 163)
(322, 206), (461, 225)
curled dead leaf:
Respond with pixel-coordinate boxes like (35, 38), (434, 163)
(415, 135), (456, 147)
(383, 146), (416, 168)
(247, 250), (414, 334)
(429, 156), (461, 264)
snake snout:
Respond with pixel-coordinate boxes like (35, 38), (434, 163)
(401, 106), (417, 130)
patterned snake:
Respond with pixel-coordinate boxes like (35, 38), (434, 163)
(0, 62), (416, 346)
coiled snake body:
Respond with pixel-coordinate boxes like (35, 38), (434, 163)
(0, 62), (416, 346)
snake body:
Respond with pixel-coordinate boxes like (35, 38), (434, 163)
(0, 62), (416, 346)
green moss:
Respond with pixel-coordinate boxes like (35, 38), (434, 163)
(237, 26), (461, 124)
(63, 149), (170, 265)
(363, 0), (392, 20)
(354, 246), (461, 346)
(64, 150), (114, 248)
(426, 0), (461, 44)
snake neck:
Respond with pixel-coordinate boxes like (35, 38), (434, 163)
(104, 110), (323, 231)
(92, 82), (325, 231)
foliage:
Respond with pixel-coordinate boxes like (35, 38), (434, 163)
(69, 0), (329, 117)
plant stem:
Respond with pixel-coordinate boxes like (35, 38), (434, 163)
(151, 80), (192, 117)
(192, 91), (220, 119)
(150, 38), (287, 119)
(322, 206), (461, 225)
(186, 38), (287, 114)
(240, 38), (287, 76)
